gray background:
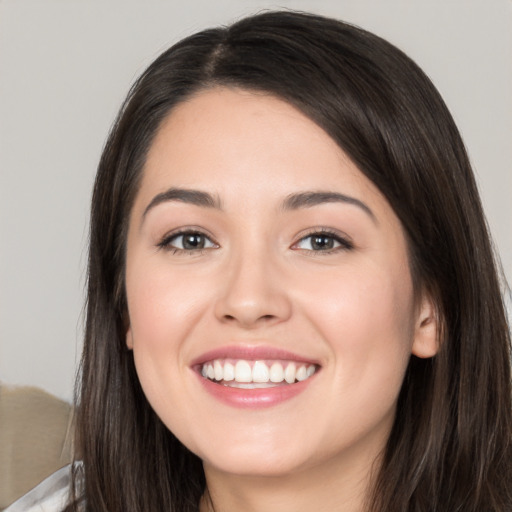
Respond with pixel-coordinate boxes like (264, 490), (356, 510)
(1, 0), (511, 402)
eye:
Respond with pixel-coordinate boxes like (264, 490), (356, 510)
(293, 231), (353, 252)
(158, 230), (217, 252)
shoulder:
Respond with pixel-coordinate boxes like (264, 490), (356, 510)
(4, 464), (77, 512)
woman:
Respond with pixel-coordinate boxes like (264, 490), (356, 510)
(8, 10), (511, 512)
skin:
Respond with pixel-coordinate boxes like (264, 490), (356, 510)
(124, 87), (438, 512)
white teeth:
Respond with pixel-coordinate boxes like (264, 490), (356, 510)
(296, 365), (308, 381)
(269, 362), (284, 383)
(214, 360), (223, 381)
(200, 359), (317, 385)
(226, 382), (280, 389)
(252, 361), (270, 383)
(284, 362), (296, 384)
(235, 360), (252, 383)
(223, 362), (235, 381)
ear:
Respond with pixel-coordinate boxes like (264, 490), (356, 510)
(411, 293), (439, 359)
(124, 312), (133, 350)
(122, 308), (133, 350)
(126, 326), (134, 350)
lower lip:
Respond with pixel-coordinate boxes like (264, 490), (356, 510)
(196, 373), (315, 409)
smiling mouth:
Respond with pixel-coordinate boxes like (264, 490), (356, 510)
(200, 359), (318, 388)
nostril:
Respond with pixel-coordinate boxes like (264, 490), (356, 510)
(222, 313), (277, 326)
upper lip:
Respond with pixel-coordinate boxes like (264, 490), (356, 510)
(190, 344), (321, 367)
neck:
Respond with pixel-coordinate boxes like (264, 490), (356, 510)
(200, 445), (382, 512)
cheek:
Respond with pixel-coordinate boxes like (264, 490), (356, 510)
(298, 261), (416, 395)
(124, 258), (213, 407)
(125, 259), (213, 439)
(126, 257), (210, 346)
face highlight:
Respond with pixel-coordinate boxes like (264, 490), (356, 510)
(124, 88), (437, 480)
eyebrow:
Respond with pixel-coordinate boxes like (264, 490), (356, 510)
(142, 187), (376, 223)
(143, 187), (222, 218)
(282, 191), (376, 222)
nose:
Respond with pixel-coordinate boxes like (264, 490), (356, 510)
(214, 249), (292, 329)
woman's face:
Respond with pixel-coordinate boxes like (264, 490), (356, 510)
(125, 87), (437, 478)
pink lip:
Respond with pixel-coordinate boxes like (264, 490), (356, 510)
(191, 344), (320, 409)
(190, 345), (320, 366)
(197, 375), (315, 409)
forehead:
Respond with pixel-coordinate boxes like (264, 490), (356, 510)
(135, 87), (389, 218)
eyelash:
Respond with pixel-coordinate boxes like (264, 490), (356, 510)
(157, 229), (218, 255)
(157, 228), (353, 255)
(292, 228), (354, 254)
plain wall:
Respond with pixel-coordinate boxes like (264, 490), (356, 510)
(1, 0), (511, 402)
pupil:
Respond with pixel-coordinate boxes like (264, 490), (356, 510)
(183, 234), (204, 250)
(312, 235), (333, 250)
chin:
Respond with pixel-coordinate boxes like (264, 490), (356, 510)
(191, 430), (319, 478)
(201, 450), (308, 478)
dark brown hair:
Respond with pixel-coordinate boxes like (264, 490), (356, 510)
(69, 10), (512, 511)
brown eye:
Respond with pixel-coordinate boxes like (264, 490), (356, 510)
(294, 232), (353, 252)
(310, 235), (335, 250)
(182, 233), (206, 250)
(159, 231), (216, 252)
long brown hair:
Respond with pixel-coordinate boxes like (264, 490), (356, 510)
(68, 11), (512, 511)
